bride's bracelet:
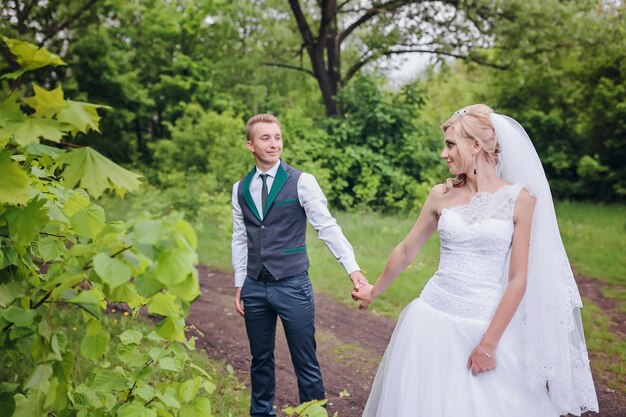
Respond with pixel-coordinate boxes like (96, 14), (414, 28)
(477, 345), (496, 359)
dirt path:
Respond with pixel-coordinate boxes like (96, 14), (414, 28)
(189, 266), (625, 417)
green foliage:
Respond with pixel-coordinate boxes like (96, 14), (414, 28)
(283, 399), (330, 417)
(480, 0), (626, 200)
(0, 39), (215, 417)
(322, 77), (440, 212)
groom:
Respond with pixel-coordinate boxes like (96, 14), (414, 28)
(231, 113), (367, 417)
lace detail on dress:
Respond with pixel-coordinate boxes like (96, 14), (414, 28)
(419, 183), (525, 321)
(443, 183), (522, 225)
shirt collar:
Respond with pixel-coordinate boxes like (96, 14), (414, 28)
(255, 160), (281, 179)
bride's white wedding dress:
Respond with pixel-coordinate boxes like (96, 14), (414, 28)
(363, 183), (562, 417)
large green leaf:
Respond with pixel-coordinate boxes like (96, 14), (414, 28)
(5, 198), (48, 247)
(22, 84), (68, 117)
(0, 95), (25, 124)
(1, 37), (66, 79)
(58, 147), (142, 198)
(57, 100), (111, 135)
(119, 329), (143, 345)
(155, 249), (196, 286)
(38, 237), (65, 261)
(146, 292), (179, 317)
(0, 117), (67, 145)
(2, 306), (37, 328)
(70, 205), (105, 239)
(0, 151), (30, 205)
(155, 317), (185, 342)
(179, 397), (211, 417)
(80, 321), (110, 360)
(93, 252), (132, 289)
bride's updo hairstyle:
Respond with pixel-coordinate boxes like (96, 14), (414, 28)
(440, 104), (499, 193)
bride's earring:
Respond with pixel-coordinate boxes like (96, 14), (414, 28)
(473, 153), (477, 175)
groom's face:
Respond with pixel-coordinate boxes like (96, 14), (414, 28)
(247, 122), (283, 166)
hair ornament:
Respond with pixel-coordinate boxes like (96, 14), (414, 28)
(453, 109), (468, 118)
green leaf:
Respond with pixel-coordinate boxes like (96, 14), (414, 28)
(134, 272), (166, 298)
(117, 401), (157, 417)
(22, 84), (68, 117)
(67, 290), (104, 318)
(80, 323), (110, 360)
(132, 219), (161, 245)
(178, 377), (202, 404)
(5, 198), (48, 247)
(173, 219), (198, 250)
(134, 385), (155, 402)
(63, 189), (90, 217)
(1, 38), (66, 79)
(155, 317), (185, 342)
(70, 205), (105, 239)
(158, 356), (181, 372)
(168, 270), (201, 302)
(119, 329), (143, 345)
(0, 117), (67, 145)
(38, 237), (65, 261)
(91, 369), (130, 392)
(58, 147), (142, 198)
(155, 249), (196, 286)
(57, 99), (111, 135)
(93, 252), (132, 289)
(0, 281), (24, 308)
(157, 392), (181, 409)
(23, 364), (53, 390)
(0, 151), (31, 205)
(0, 95), (24, 123)
(147, 292), (179, 317)
(179, 397), (211, 417)
(2, 305), (37, 328)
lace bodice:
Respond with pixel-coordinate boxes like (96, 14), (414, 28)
(419, 183), (525, 321)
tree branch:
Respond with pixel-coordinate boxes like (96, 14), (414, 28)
(288, 0), (316, 50)
(342, 47), (506, 84)
(38, 0), (102, 46)
(261, 62), (315, 77)
(338, 0), (413, 45)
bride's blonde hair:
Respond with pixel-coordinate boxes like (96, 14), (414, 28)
(440, 104), (499, 193)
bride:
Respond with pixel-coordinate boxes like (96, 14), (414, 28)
(352, 104), (598, 416)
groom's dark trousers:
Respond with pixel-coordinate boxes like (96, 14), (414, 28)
(241, 270), (324, 417)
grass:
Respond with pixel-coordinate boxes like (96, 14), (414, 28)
(555, 201), (626, 286)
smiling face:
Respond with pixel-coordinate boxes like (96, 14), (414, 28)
(440, 126), (472, 175)
(246, 122), (283, 169)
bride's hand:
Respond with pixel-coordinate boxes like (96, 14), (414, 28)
(351, 282), (375, 310)
(466, 345), (497, 376)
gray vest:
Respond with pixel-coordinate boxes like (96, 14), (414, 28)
(237, 161), (309, 280)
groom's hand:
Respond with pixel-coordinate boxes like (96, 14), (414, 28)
(349, 270), (368, 291)
(234, 287), (244, 317)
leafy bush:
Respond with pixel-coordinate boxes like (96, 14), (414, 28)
(0, 38), (216, 417)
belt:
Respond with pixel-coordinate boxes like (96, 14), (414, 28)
(257, 267), (277, 282)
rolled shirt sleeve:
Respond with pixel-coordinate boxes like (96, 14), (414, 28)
(298, 173), (360, 275)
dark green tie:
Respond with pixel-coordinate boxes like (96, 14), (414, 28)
(260, 173), (269, 215)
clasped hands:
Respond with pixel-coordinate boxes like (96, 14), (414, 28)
(349, 271), (375, 310)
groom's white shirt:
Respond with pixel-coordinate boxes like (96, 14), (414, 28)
(231, 160), (360, 287)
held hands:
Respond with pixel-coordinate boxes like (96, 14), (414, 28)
(466, 344), (497, 376)
(352, 282), (375, 310)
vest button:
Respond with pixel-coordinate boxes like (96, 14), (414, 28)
(261, 225), (265, 229)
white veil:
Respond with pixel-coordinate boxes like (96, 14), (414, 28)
(490, 113), (598, 415)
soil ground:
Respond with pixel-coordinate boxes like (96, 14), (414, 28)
(189, 266), (625, 417)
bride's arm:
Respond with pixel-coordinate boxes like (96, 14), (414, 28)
(468, 189), (536, 373)
(353, 186), (442, 309)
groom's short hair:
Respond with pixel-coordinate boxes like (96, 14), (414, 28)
(246, 114), (281, 141)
